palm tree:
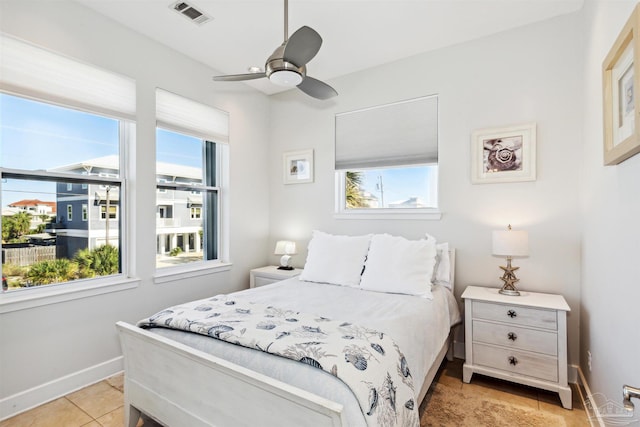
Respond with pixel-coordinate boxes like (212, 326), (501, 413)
(345, 171), (367, 208)
(75, 245), (119, 278)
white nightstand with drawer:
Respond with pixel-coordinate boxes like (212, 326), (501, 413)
(249, 266), (302, 288)
(462, 286), (572, 409)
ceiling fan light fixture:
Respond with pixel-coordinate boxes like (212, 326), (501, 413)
(269, 70), (303, 87)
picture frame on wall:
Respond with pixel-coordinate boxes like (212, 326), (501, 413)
(283, 149), (314, 184)
(602, 3), (640, 165)
(471, 123), (537, 184)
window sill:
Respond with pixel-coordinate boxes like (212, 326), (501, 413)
(334, 209), (442, 220)
(154, 261), (232, 285)
(0, 276), (140, 314)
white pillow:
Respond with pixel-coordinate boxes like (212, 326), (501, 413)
(433, 242), (452, 289)
(299, 230), (372, 287)
(360, 234), (437, 298)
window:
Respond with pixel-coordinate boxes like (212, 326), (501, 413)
(0, 34), (135, 292)
(1, 94), (127, 290)
(155, 89), (229, 269)
(100, 205), (118, 220)
(190, 207), (202, 219)
(334, 95), (439, 218)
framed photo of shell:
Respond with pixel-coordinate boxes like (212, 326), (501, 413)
(603, 4), (640, 165)
(471, 123), (537, 184)
(283, 149), (314, 184)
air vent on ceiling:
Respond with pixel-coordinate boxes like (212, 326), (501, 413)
(170, 1), (212, 25)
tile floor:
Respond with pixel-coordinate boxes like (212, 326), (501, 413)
(1, 358), (591, 427)
(433, 358), (591, 426)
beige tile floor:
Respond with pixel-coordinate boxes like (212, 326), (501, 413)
(431, 358), (591, 426)
(1, 358), (590, 427)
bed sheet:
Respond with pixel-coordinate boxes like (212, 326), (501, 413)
(150, 279), (460, 426)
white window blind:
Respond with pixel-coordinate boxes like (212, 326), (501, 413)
(156, 89), (229, 143)
(335, 95), (438, 170)
(0, 34), (136, 120)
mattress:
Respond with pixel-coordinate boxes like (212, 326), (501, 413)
(150, 278), (460, 426)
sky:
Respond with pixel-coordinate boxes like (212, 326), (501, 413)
(0, 93), (201, 207)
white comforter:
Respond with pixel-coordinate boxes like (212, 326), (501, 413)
(150, 278), (460, 426)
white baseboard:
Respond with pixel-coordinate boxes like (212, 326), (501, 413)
(0, 356), (123, 422)
(577, 366), (606, 427)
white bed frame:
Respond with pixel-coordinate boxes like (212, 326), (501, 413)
(117, 250), (456, 427)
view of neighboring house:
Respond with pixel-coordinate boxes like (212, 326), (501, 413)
(50, 155), (203, 259)
(6, 199), (56, 231)
(8, 199), (56, 215)
(388, 196), (428, 208)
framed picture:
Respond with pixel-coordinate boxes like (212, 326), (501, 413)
(283, 149), (314, 184)
(471, 123), (537, 184)
(603, 4), (640, 165)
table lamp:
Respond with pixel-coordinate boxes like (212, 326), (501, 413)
(274, 240), (297, 270)
(492, 224), (529, 296)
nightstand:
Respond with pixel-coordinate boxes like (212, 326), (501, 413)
(462, 286), (572, 409)
(249, 266), (303, 288)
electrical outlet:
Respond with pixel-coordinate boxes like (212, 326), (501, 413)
(588, 350), (592, 372)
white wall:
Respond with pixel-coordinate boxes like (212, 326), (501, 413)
(580, 0), (640, 407)
(268, 13), (584, 366)
(0, 0), (271, 412)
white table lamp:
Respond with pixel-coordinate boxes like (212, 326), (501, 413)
(274, 240), (297, 270)
(492, 224), (529, 296)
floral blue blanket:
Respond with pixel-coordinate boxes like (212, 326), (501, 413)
(138, 294), (419, 427)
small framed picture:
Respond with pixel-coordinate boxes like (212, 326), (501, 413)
(471, 123), (536, 184)
(283, 149), (314, 184)
(603, 4), (640, 165)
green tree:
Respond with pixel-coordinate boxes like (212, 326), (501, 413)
(2, 212), (32, 242)
(75, 245), (119, 278)
(345, 171), (367, 208)
(26, 259), (78, 285)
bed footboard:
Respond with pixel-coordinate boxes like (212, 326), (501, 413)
(116, 321), (346, 427)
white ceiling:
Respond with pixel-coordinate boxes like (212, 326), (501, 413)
(74, 0), (583, 96)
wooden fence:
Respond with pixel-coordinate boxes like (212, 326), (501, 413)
(3, 246), (56, 266)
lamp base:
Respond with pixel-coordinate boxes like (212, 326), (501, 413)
(498, 257), (521, 296)
(277, 265), (294, 271)
(499, 287), (521, 296)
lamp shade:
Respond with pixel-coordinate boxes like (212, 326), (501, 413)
(492, 229), (529, 257)
(274, 240), (297, 255)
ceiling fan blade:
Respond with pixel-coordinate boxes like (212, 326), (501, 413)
(213, 72), (266, 82)
(297, 76), (337, 100)
(283, 26), (322, 66)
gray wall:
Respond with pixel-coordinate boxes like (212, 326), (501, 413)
(0, 0), (271, 405)
(580, 0), (640, 408)
(268, 12), (584, 367)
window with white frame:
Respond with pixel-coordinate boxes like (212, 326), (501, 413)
(334, 95), (439, 216)
(155, 89), (228, 268)
(190, 206), (202, 219)
(0, 34), (134, 291)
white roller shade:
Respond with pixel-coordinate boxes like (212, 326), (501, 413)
(0, 34), (136, 120)
(335, 95), (438, 170)
(156, 89), (229, 143)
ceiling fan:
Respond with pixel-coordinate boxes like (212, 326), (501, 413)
(213, 0), (337, 100)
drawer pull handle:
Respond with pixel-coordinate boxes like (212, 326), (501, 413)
(507, 332), (517, 341)
(508, 356), (518, 366)
(507, 310), (517, 318)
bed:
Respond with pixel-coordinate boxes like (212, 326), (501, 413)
(117, 233), (460, 427)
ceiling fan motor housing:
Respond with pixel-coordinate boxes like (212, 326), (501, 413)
(266, 44), (305, 86)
